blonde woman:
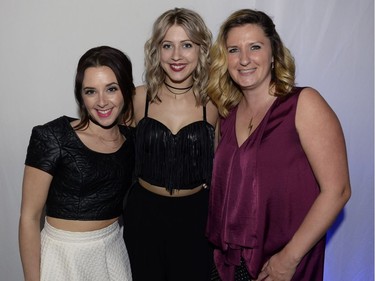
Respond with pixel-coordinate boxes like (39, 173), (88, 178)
(123, 8), (218, 281)
(206, 9), (351, 281)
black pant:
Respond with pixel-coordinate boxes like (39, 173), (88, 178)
(123, 182), (213, 281)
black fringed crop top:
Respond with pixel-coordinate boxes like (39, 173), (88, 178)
(134, 99), (215, 193)
(25, 116), (135, 220)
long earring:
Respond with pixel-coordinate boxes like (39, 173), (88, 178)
(271, 61), (274, 69)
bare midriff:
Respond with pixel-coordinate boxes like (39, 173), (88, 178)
(46, 217), (118, 232)
(138, 178), (206, 197)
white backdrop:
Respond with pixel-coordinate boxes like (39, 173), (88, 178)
(0, 0), (373, 280)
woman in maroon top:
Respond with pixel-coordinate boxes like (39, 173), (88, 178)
(206, 9), (351, 281)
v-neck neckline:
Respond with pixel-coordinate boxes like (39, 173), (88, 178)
(234, 97), (278, 148)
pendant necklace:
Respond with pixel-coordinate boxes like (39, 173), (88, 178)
(164, 82), (193, 98)
(247, 101), (274, 134)
(89, 125), (123, 149)
(248, 116), (254, 133)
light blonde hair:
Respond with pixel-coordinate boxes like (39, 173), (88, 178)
(144, 8), (212, 105)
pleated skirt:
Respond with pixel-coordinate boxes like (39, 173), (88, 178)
(40, 220), (132, 281)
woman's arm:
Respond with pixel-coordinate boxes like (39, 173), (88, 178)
(19, 166), (52, 281)
(257, 87), (351, 281)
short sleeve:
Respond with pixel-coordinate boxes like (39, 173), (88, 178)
(25, 125), (61, 175)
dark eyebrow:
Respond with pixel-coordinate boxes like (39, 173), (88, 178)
(106, 82), (119, 87)
(82, 82), (119, 91)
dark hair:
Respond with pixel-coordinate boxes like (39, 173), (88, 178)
(74, 46), (135, 129)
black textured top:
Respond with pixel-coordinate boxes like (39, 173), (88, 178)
(25, 116), (135, 220)
(134, 100), (215, 193)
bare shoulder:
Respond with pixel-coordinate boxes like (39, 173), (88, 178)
(296, 87), (343, 139)
(296, 87), (338, 125)
(135, 85), (147, 94)
(134, 85), (147, 104)
(133, 85), (147, 125)
(205, 100), (219, 127)
(298, 87), (326, 106)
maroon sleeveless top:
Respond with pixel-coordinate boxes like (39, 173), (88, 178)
(206, 88), (325, 280)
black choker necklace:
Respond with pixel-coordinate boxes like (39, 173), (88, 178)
(164, 82), (193, 98)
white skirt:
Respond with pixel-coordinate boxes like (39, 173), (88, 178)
(40, 220), (132, 281)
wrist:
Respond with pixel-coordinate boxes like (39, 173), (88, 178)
(281, 243), (303, 268)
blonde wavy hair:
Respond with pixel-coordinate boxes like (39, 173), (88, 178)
(207, 9), (296, 117)
(144, 8), (212, 105)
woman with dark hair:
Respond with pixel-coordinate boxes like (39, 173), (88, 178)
(123, 7), (218, 281)
(206, 9), (351, 281)
(19, 46), (135, 281)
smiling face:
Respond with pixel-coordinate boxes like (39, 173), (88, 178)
(160, 24), (200, 87)
(226, 24), (273, 91)
(81, 66), (124, 128)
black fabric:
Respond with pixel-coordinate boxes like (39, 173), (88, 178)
(134, 100), (215, 192)
(211, 259), (252, 281)
(25, 116), (135, 220)
(123, 182), (213, 281)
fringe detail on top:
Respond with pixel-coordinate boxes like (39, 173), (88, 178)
(134, 118), (214, 194)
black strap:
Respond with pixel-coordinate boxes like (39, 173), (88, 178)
(144, 94), (150, 117)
